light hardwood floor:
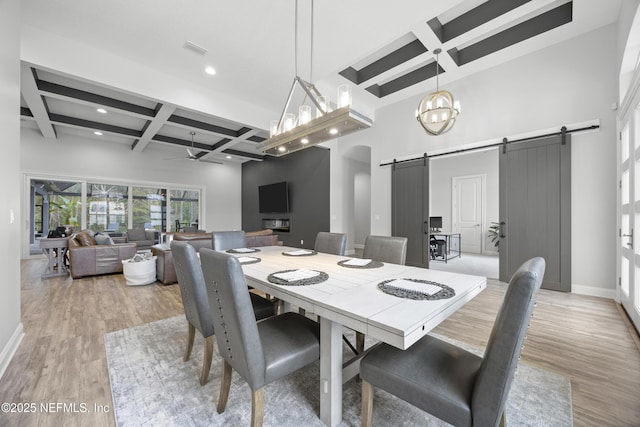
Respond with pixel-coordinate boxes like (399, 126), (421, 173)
(0, 258), (639, 426)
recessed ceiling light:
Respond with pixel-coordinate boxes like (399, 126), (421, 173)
(329, 128), (339, 135)
(278, 146), (287, 152)
(301, 137), (309, 144)
(205, 66), (216, 75)
(226, 155), (232, 159)
(94, 131), (103, 136)
(96, 108), (107, 114)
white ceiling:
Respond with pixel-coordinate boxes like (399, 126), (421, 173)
(19, 0), (622, 163)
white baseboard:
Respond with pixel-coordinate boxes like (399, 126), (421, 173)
(353, 244), (364, 250)
(571, 284), (616, 300)
(345, 249), (356, 256)
(0, 322), (24, 380)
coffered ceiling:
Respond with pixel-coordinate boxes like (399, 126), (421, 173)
(19, 0), (621, 164)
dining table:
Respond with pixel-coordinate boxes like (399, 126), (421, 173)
(223, 245), (487, 427)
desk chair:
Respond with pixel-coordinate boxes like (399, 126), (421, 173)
(360, 257), (546, 427)
(170, 241), (275, 386)
(430, 235), (446, 259)
(200, 248), (320, 427)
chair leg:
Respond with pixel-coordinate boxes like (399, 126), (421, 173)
(217, 360), (232, 413)
(184, 322), (195, 361)
(361, 379), (374, 427)
(356, 332), (365, 353)
(499, 409), (507, 427)
(251, 387), (265, 427)
(199, 335), (215, 386)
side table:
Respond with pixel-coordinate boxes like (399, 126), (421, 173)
(40, 237), (69, 278)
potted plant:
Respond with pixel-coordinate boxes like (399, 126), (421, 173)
(488, 222), (500, 252)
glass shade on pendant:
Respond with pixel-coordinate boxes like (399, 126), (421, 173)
(283, 113), (296, 132)
(316, 96), (331, 118)
(298, 105), (312, 125)
(270, 120), (279, 137)
(337, 84), (352, 108)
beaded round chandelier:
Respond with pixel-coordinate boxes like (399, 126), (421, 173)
(416, 49), (461, 136)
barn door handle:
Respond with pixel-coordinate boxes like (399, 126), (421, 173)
(423, 221), (429, 235)
(499, 221), (506, 238)
(622, 229), (634, 249)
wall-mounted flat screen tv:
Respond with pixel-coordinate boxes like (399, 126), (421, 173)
(259, 181), (289, 213)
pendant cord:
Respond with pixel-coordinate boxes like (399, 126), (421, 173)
(310, 0), (314, 83)
(435, 50), (439, 91)
(294, 0), (298, 77)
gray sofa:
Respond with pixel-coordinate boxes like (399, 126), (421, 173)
(125, 228), (157, 250)
(67, 231), (137, 279)
(151, 230), (280, 285)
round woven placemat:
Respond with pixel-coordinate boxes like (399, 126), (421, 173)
(226, 248), (261, 254)
(337, 259), (384, 269)
(267, 270), (328, 286)
(237, 257), (261, 265)
(377, 278), (456, 300)
(281, 250), (318, 257)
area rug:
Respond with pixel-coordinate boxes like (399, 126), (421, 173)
(105, 316), (573, 426)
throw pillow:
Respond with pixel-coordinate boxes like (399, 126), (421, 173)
(94, 232), (114, 245)
(75, 231), (97, 246)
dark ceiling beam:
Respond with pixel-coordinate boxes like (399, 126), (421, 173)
(167, 114), (249, 138)
(20, 65), (57, 138)
(448, 2), (573, 67)
(152, 134), (213, 151)
(340, 39), (428, 85)
(222, 148), (264, 161)
(36, 80), (157, 117)
(365, 61), (442, 98)
(48, 113), (143, 137)
(428, 0), (532, 43)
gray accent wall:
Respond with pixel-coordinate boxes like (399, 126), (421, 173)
(242, 146), (330, 249)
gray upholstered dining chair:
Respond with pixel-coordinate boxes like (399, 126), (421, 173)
(170, 241), (275, 386)
(314, 231), (347, 256)
(211, 230), (245, 250)
(362, 235), (408, 265)
(356, 235), (409, 351)
(360, 257), (546, 427)
(199, 248), (320, 427)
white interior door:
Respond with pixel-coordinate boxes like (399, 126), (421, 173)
(452, 175), (484, 254)
(619, 109), (640, 331)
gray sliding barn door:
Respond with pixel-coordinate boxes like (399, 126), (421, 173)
(392, 157), (429, 267)
(499, 134), (571, 291)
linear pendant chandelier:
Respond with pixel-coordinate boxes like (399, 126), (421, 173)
(258, 0), (372, 157)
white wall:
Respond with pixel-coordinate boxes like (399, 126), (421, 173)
(20, 128), (242, 256)
(354, 169), (371, 247)
(430, 149), (499, 254)
(0, 0), (23, 379)
(331, 23), (619, 297)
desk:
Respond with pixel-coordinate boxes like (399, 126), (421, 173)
(430, 232), (461, 263)
(39, 237), (69, 278)
(230, 246), (486, 426)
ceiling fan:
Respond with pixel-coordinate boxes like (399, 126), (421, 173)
(165, 131), (221, 164)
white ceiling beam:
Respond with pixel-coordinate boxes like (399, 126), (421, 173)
(132, 103), (176, 152)
(20, 64), (56, 139)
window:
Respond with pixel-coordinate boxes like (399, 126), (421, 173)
(132, 186), (166, 230)
(86, 183), (128, 233)
(170, 189), (200, 231)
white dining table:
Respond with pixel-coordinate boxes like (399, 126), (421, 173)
(227, 246), (487, 427)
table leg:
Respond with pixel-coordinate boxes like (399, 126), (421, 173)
(320, 317), (343, 427)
